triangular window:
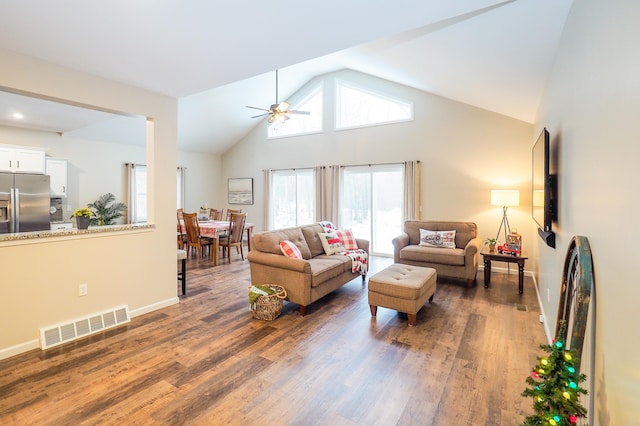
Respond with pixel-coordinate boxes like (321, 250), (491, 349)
(336, 80), (413, 130)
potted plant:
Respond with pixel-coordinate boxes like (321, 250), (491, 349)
(484, 237), (498, 253)
(87, 193), (126, 226)
(71, 207), (93, 230)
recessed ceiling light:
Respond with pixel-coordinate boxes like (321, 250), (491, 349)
(12, 112), (24, 119)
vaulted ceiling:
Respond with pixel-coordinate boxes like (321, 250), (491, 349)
(0, 0), (573, 154)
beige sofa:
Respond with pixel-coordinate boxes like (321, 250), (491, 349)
(247, 223), (369, 316)
(392, 220), (481, 288)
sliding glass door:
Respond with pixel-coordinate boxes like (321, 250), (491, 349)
(270, 169), (314, 229)
(341, 164), (403, 255)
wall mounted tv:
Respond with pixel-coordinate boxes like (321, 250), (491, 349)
(532, 127), (556, 248)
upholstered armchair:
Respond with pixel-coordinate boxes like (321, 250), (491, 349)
(392, 220), (482, 288)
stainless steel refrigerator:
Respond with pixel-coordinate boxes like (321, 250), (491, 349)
(0, 172), (50, 234)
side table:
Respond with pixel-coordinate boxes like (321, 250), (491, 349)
(481, 246), (528, 294)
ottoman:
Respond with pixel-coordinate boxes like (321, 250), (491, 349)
(368, 264), (437, 326)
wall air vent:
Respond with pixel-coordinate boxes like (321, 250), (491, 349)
(39, 305), (130, 350)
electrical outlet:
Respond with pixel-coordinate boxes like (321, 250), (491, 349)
(79, 283), (88, 297)
(539, 314), (544, 323)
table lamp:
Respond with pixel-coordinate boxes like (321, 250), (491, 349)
(491, 190), (520, 243)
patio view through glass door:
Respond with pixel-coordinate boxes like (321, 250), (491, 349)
(341, 164), (403, 255)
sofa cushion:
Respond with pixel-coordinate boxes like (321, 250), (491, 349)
(419, 229), (456, 249)
(252, 227), (312, 259)
(404, 220), (477, 248)
(307, 257), (346, 287)
(280, 240), (303, 259)
(300, 223), (328, 257)
(315, 253), (353, 273)
(399, 245), (465, 266)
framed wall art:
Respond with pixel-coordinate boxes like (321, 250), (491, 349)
(228, 178), (253, 205)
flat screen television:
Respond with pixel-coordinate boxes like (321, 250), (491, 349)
(532, 127), (555, 247)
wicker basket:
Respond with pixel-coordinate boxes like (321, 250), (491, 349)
(248, 285), (287, 320)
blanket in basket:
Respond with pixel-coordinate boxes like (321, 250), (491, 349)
(318, 221), (368, 276)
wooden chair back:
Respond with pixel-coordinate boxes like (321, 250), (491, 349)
(209, 208), (224, 221)
(227, 212), (247, 243)
(182, 212), (201, 247)
(182, 211), (213, 259)
(219, 212), (247, 263)
(226, 208), (242, 222)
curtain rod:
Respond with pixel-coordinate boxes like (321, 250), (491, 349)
(264, 161), (419, 172)
(339, 160), (419, 168)
(263, 166), (319, 172)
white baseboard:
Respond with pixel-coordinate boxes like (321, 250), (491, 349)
(0, 339), (39, 361)
(0, 296), (180, 361)
(129, 297), (179, 318)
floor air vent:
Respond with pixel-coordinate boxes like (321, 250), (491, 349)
(39, 305), (130, 349)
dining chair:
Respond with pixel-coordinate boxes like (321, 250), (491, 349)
(209, 208), (224, 221)
(225, 208), (242, 222)
(182, 212), (214, 260)
(219, 212), (247, 263)
(177, 209), (187, 250)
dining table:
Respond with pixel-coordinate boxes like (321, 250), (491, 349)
(180, 219), (254, 266)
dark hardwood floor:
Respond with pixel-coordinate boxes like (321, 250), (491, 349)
(0, 251), (547, 425)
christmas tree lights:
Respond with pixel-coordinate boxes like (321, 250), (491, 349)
(522, 321), (587, 425)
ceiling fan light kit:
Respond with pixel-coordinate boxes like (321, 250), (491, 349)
(247, 70), (310, 123)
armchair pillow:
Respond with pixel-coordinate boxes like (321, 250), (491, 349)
(419, 229), (456, 249)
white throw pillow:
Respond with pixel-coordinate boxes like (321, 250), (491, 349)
(419, 229), (456, 249)
(318, 232), (347, 255)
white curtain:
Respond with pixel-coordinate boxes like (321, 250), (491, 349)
(313, 166), (326, 222)
(262, 169), (272, 230)
(177, 167), (186, 209)
(126, 163), (137, 224)
(327, 165), (341, 227)
(403, 160), (421, 221)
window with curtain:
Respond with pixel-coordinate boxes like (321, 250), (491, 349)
(126, 163), (147, 224)
(341, 164), (403, 255)
(270, 169), (314, 229)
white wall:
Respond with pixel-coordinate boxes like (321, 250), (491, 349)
(177, 150), (223, 213)
(223, 69), (535, 261)
(0, 49), (179, 358)
(535, 0), (640, 423)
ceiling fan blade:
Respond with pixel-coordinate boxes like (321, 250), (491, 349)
(288, 110), (311, 115)
(246, 105), (270, 112)
(275, 102), (290, 112)
(250, 113), (270, 118)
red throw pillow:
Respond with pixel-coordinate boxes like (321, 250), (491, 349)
(336, 229), (358, 251)
(279, 240), (303, 259)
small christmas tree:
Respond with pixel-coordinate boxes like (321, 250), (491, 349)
(522, 320), (588, 425)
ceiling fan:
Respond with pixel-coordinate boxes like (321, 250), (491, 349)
(246, 70), (310, 123)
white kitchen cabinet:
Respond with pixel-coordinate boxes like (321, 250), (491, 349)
(0, 147), (46, 173)
(46, 158), (68, 197)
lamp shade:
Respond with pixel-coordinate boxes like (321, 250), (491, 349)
(491, 190), (520, 207)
